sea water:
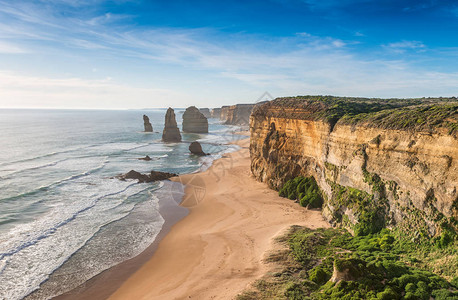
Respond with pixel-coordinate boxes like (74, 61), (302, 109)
(0, 109), (242, 300)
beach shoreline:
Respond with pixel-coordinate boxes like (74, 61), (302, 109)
(106, 137), (330, 300)
(51, 182), (188, 300)
(49, 134), (245, 300)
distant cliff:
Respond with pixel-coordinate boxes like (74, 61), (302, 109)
(224, 104), (255, 125)
(250, 96), (458, 236)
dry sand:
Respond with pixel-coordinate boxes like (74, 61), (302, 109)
(108, 138), (329, 300)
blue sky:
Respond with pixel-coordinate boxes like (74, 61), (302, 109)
(0, 0), (457, 109)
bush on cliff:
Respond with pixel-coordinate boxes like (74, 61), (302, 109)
(279, 176), (323, 209)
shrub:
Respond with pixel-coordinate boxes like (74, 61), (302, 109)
(279, 176), (323, 208)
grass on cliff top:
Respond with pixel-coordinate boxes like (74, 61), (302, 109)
(252, 95), (458, 134)
(237, 226), (458, 300)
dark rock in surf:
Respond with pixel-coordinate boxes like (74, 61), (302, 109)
(189, 141), (208, 156)
(143, 115), (153, 132)
(138, 155), (152, 161)
(118, 170), (177, 183)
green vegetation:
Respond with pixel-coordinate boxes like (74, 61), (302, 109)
(252, 95), (457, 135)
(279, 176), (323, 208)
(238, 227), (458, 300)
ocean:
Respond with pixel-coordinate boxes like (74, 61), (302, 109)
(0, 109), (243, 300)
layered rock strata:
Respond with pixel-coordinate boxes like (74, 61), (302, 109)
(250, 96), (458, 236)
(182, 106), (208, 133)
(224, 104), (255, 125)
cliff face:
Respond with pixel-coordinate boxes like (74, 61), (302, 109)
(220, 106), (230, 121)
(211, 108), (221, 118)
(250, 97), (458, 236)
(162, 108), (182, 142)
(182, 106), (208, 133)
(225, 104), (255, 125)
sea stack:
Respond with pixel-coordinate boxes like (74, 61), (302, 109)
(182, 106), (208, 133)
(143, 115), (153, 132)
(189, 141), (208, 156)
(162, 108), (182, 142)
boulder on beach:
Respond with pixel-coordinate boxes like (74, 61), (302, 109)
(189, 141), (208, 156)
(162, 108), (182, 142)
(143, 115), (153, 132)
(182, 106), (208, 133)
(118, 170), (177, 183)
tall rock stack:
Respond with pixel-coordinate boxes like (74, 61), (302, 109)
(162, 108), (182, 142)
(143, 115), (153, 132)
(182, 106), (208, 133)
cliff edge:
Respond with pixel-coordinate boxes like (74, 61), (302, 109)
(250, 96), (457, 237)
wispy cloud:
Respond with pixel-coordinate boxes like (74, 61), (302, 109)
(384, 40), (426, 53)
(0, 41), (27, 53)
(0, 0), (456, 108)
(0, 71), (184, 109)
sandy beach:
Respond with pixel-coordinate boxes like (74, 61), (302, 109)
(108, 137), (329, 300)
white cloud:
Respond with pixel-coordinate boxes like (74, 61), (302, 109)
(0, 71), (185, 109)
(0, 41), (27, 53)
(385, 40), (426, 53)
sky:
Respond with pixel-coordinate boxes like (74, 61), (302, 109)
(0, 0), (457, 109)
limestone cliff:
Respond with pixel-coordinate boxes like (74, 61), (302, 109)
(182, 106), (208, 133)
(211, 108), (221, 118)
(162, 108), (182, 142)
(143, 114), (153, 132)
(220, 106), (230, 121)
(225, 104), (255, 125)
(250, 96), (458, 236)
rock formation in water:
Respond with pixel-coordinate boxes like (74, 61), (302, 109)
(224, 104), (255, 125)
(162, 108), (182, 142)
(118, 170), (177, 183)
(138, 155), (152, 161)
(143, 115), (153, 132)
(189, 141), (208, 156)
(211, 108), (221, 118)
(199, 108), (211, 118)
(182, 106), (208, 133)
(250, 96), (458, 237)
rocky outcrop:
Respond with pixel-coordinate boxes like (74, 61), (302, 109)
(118, 170), (177, 183)
(189, 141), (208, 156)
(162, 108), (182, 142)
(143, 115), (153, 132)
(182, 106), (208, 133)
(250, 96), (458, 237)
(199, 108), (211, 118)
(225, 104), (255, 125)
(211, 108), (221, 118)
(138, 155), (152, 161)
(220, 106), (230, 121)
